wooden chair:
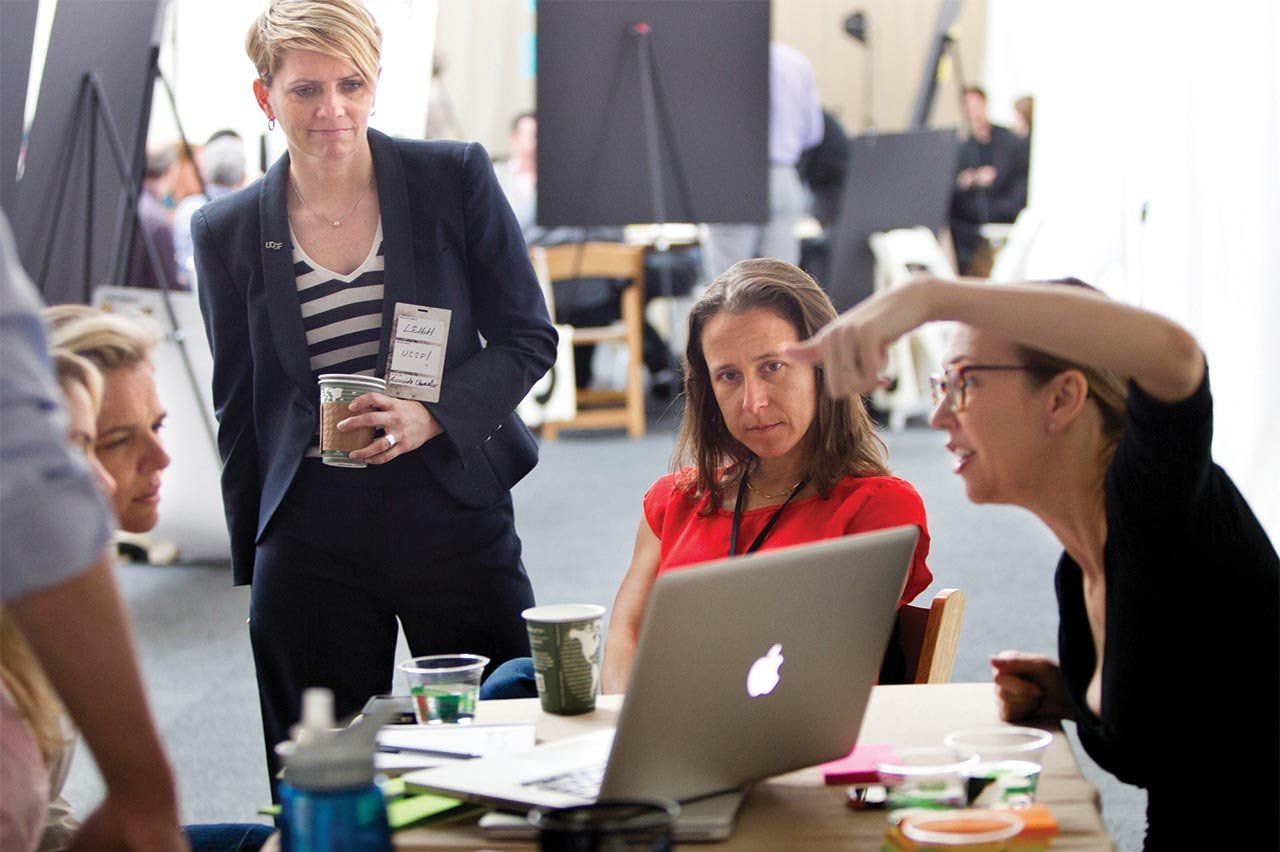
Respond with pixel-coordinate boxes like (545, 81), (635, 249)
(539, 242), (646, 439)
(894, 588), (967, 684)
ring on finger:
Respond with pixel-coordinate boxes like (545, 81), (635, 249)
(385, 432), (397, 449)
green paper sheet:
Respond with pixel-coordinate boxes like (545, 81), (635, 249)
(386, 792), (465, 830)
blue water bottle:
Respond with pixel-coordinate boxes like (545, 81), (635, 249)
(276, 688), (391, 852)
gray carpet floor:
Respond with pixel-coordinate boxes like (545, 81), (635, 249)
(62, 402), (1144, 848)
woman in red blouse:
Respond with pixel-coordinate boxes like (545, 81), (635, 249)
(599, 259), (932, 693)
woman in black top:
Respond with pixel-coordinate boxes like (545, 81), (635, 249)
(791, 277), (1278, 848)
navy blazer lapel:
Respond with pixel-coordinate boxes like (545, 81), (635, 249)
(259, 153), (316, 403)
(369, 130), (416, 377)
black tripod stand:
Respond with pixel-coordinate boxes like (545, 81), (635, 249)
(561, 19), (699, 386)
(34, 57), (215, 451)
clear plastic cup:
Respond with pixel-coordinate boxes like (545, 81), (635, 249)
(397, 654), (489, 725)
(944, 727), (1053, 807)
(876, 748), (978, 811)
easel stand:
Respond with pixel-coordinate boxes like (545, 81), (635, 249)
(33, 68), (216, 455)
(629, 21), (687, 377)
(563, 21), (694, 380)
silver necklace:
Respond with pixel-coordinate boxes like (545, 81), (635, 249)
(290, 170), (374, 227)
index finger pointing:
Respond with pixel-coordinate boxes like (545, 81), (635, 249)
(783, 338), (824, 365)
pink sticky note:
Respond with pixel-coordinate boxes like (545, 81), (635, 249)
(821, 743), (899, 785)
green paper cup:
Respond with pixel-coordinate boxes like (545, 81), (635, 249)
(522, 604), (605, 715)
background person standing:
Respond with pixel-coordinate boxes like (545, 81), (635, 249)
(948, 86), (1029, 275)
(701, 42), (824, 278)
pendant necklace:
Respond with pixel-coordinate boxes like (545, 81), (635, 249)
(290, 169), (374, 227)
(728, 474), (809, 558)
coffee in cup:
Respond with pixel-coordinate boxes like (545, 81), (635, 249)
(318, 374), (386, 468)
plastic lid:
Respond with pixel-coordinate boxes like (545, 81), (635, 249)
(877, 749), (979, 781)
(298, 688), (334, 735)
(317, 373), (387, 389)
(522, 604), (606, 623)
(943, 727), (1054, 756)
(275, 688), (383, 791)
(899, 809), (1024, 845)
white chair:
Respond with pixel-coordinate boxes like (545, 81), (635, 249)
(517, 248), (578, 429)
(867, 227), (953, 431)
(988, 207), (1046, 283)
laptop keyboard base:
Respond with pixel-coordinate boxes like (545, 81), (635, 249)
(522, 764), (605, 799)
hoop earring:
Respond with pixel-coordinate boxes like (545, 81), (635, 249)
(268, 117), (276, 131)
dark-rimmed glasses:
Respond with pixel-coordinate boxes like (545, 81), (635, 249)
(929, 364), (1056, 413)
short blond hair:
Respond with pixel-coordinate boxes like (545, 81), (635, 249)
(44, 309), (163, 373)
(246, 0), (382, 87)
(41, 303), (98, 336)
(50, 349), (105, 411)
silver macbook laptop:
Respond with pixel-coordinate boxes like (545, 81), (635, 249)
(404, 525), (917, 819)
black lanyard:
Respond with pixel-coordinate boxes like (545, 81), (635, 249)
(728, 474), (809, 558)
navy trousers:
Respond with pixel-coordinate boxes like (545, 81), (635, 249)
(479, 656), (538, 700)
(250, 460), (535, 782)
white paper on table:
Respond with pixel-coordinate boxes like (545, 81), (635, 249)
(375, 751), (448, 771)
(375, 723), (537, 770)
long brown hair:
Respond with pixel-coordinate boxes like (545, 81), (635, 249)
(674, 259), (888, 512)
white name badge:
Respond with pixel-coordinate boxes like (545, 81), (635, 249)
(386, 302), (451, 403)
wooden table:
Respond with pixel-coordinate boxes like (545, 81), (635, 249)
(389, 683), (1113, 850)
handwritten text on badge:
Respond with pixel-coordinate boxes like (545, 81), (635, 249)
(386, 303), (451, 403)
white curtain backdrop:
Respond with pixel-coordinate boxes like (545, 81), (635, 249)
(985, 0), (1280, 539)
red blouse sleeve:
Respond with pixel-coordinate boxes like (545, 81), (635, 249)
(642, 472), (682, 539)
(840, 477), (933, 605)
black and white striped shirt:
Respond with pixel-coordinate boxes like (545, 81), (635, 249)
(294, 220), (384, 455)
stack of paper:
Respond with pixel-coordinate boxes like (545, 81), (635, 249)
(375, 724), (537, 771)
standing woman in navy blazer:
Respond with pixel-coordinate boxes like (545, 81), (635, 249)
(193, 0), (556, 780)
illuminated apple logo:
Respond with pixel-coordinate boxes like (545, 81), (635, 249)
(746, 643), (784, 697)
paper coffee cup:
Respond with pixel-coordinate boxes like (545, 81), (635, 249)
(318, 374), (386, 468)
(522, 604), (605, 715)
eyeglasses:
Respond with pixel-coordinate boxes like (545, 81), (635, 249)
(929, 364), (1056, 413)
